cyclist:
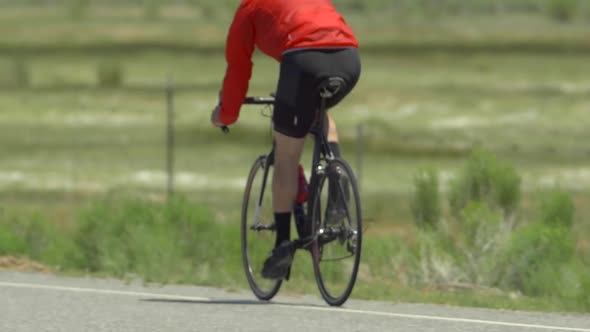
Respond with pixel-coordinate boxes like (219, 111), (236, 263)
(210, 0), (361, 280)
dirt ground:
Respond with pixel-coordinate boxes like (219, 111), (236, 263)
(0, 256), (50, 273)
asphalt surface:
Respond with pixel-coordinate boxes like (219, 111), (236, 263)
(1, 272), (589, 332)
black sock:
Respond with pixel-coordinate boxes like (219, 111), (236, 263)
(329, 142), (342, 159)
(274, 212), (291, 247)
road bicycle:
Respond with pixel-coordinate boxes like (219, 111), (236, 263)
(228, 77), (362, 306)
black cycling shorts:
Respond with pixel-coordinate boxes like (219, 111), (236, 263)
(272, 47), (361, 138)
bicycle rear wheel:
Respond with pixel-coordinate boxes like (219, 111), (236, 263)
(309, 158), (362, 306)
(241, 156), (282, 300)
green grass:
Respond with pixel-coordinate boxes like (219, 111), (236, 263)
(2, 195), (588, 312)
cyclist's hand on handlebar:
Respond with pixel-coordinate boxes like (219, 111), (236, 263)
(210, 104), (224, 128)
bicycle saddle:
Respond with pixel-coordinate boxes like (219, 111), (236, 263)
(318, 77), (346, 99)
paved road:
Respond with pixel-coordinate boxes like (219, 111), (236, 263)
(1, 272), (589, 332)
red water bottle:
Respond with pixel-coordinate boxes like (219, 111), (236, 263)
(296, 164), (308, 204)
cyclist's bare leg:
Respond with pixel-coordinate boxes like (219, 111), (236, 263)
(272, 130), (306, 251)
(272, 131), (306, 213)
(324, 113), (343, 159)
(261, 130), (304, 278)
(325, 113), (339, 143)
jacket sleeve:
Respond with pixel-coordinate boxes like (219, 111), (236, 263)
(220, 2), (255, 125)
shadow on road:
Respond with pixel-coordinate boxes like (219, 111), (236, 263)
(143, 298), (267, 305)
(142, 298), (324, 308)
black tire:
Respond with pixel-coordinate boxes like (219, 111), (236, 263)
(241, 156), (282, 300)
(309, 158), (362, 306)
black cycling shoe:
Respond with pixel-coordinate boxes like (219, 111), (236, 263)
(261, 240), (295, 280)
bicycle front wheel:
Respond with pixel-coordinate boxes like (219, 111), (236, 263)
(241, 156), (282, 300)
(309, 158), (362, 306)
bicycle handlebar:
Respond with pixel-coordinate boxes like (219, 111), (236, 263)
(244, 96), (275, 105)
(220, 96), (275, 134)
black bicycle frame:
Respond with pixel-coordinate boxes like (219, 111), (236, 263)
(257, 147), (274, 208)
(244, 96), (335, 231)
(309, 98), (335, 169)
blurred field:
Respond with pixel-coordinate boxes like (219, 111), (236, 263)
(1, 0), (590, 56)
(1, 0), (590, 311)
(2, 52), (590, 219)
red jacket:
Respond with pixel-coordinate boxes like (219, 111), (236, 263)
(219, 0), (358, 125)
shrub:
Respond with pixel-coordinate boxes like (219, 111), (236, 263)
(411, 168), (441, 230)
(578, 264), (590, 310)
(404, 149), (585, 307)
(0, 220), (27, 255)
(363, 235), (407, 281)
(384, 223), (460, 288)
(0, 195), (241, 284)
(408, 203), (511, 287)
(498, 223), (575, 296)
(407, 230), (460, 286)
(555, 259), (590, 311)
(537, 190), (575, 228)
(407, 151), (521, 286)
(404, 200), (512, 287)
(455, 202), (510, 285)
(449, 150), (521, 219)
(74, 196), (240, 283)
(0, 212), (75, 268)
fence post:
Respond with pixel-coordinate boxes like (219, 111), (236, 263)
(166, 76), (175, 201)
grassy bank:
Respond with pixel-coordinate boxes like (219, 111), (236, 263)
(1, 185), (588, 312)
